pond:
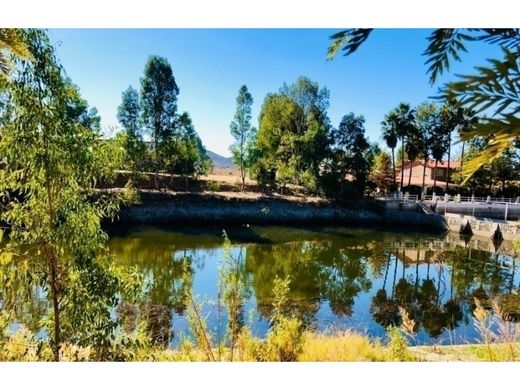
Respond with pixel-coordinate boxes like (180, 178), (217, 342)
(107, 224), (520, 347)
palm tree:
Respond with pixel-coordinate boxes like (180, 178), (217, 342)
(0, 29), (30, 78)
(381, 114), (398, 191)
(386, 103), (415, 193)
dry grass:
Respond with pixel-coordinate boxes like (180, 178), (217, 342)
(298, 331), (391, 362)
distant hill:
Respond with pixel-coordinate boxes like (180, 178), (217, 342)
(206, 150), (235, 169)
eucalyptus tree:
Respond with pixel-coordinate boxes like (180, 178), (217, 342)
(117, 85), (145, 173)
(0, 30), (136, 361)
(328, 28), (520, 182)
(0, 28), (31, 78)
(140, 55), (179, 189)
(174, 111), (210, 189)
(255, 76), (331, 193)
(230, 85), (255, 190)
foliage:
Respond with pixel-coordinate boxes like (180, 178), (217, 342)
(369, 150), (394, 193)
(0, 29), (139, 361)
(140, 55), (179, 187)
(117, 85), (146, 172)
(328, 28), (520, 182)
(218, 231), (251, 361)
(230, 85), (257, 190)
(0, 28), (31, 79)
(386, 326), (413, 361)
(328, 113), (372, 195)
(263, 277), (304, 361)
(255, 76), (331, 193)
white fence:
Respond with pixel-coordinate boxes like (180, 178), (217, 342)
(422, 194), (520, 205)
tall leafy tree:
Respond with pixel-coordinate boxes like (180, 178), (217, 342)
(430, 109), (451, 193)
(117, 85), (145, 172)
(328, 28), (520, 182)
(140, 55), (179, 189)
(172, 112), (210, 189)
(415, 102), (440, 196)
(330, 113), (371, 195)
(230, 85), (255, 190)
(255, 76), (331, 193)
(0, 30), (133, 361)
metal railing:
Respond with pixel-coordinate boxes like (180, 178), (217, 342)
(422, 194), (520, 205)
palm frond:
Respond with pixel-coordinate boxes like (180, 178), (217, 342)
(327, 29), (373, 60)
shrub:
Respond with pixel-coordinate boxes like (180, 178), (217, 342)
(387, 326), (413, 361)
(206, 180), (221, 192)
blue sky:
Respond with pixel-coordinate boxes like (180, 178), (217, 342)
(48, 29), (502, 157)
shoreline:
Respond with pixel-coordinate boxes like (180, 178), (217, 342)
(109, 189), (448, 233)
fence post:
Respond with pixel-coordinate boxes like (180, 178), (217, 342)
(505, 202), (509, 221)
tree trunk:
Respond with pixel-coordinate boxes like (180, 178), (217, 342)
(407, 159), (413, 189)
(445, 133), (452, 193)
(391, 148), (396, 191)
(400, 138), (405, 192)
(50, 254), (61, 361)
(460, 141), (465, 169)
(421, 159), (427, 199)
(241, 175), (245, 192)
(391, 250), (399, 300)
(154, 135), (159, 190)
(433, 160), (438, 193)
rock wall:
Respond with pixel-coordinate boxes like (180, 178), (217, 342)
(114, 194), (446, 232)
(444, 213), (520, 241)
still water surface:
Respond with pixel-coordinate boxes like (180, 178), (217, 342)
(108, 225), (520, 347)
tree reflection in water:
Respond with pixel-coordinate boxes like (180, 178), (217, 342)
(8, 226), (517, 346)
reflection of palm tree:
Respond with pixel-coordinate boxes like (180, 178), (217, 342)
(370, 289), (400, 328)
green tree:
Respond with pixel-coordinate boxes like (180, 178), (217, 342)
(230, 85), (256, 190)
(117, 85), (145, 173)
(330, 113), (371, 195)
(255, 77), (331, 193)
(415, 102), (440, 196)
(171, 112), (210, 189)
(140, 55), (179, 189)
(328, 28), (520, 182)
(0, 30), (134, 360)
(370, 150), (394, 194)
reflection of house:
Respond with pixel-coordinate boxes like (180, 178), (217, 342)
(397, 160), (460, 189)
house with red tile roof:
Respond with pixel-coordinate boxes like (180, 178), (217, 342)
(397, 159), (460, 189)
